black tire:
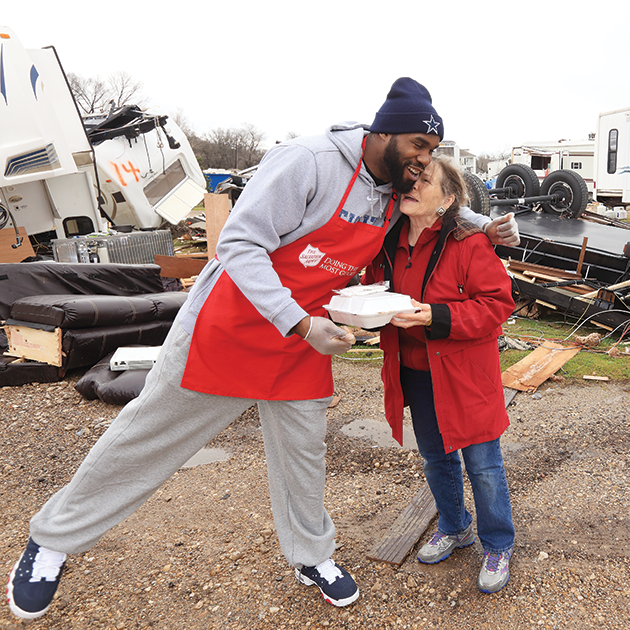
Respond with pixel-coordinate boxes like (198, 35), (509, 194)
(462, 171), (490, 216)
(495, 164), (541, 199)
(540, 170), (588, 218)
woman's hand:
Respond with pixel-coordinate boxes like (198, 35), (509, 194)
(390, 299), (432, 328)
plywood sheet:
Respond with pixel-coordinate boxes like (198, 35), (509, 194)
(501, 341), (581, 392)
(204, 193), (231, 259)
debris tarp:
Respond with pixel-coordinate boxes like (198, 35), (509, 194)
(0, 261), (168, 320)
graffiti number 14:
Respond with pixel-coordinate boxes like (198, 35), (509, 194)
(111, 161), (141, 187)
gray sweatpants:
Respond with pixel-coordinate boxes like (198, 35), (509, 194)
(30, 322), (336, 568)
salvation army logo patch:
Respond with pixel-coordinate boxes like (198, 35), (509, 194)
(299, 244), (325, 268)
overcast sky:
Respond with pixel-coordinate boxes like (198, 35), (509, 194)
(4, 0), (629, 156)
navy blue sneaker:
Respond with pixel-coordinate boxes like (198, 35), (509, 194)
(295, 558), (359, 607)
(6, 537), (67, 619)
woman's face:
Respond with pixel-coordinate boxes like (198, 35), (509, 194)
(399, 162), (452, 219)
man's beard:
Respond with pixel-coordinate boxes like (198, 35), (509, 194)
(383, 136), (418, 194)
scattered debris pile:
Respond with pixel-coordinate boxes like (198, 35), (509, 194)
(0, 261), (187, 386)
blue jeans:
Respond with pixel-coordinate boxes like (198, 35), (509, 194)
(401, 367), (514, 553)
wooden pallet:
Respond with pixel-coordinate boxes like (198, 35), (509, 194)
(367, 482), (436, 566)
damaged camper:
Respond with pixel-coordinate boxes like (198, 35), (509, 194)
(0, 26), (206, 262)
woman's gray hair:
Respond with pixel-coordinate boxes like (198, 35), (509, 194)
(431, 155), (467, 219)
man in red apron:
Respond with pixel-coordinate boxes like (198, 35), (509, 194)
(8, 79), (520, 619)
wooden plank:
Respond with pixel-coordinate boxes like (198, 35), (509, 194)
(204, 193), (231, 259)
(576, 237), (588, 275)
(581, 279), (630, 299)
(5, 325), (63, 366)
(583, 375), (609, 381)
(510, 270), (536, 283)
(367, 482), (437, 566)
(0, 227), (35, 263)
(507, 259), (581, 280)
(154, 254), (208, 279)
(504, 386), (518, 407)
(345, 348), (383, 354)
(501, 341), (581, 392)
(524, 270), (572, 283)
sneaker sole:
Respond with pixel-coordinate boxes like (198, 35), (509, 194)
(417, 537), (476, 564)
(6, 561), (51, 620)
(478, 574), (510, 594)
(295, 568), (360, 607)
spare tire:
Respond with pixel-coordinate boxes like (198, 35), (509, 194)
(462, 171), (490, 216)
(495, 164), (541, 199)
(540, 170), (588, 218)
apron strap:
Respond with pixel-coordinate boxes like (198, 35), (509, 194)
(337, 137), (397, 227)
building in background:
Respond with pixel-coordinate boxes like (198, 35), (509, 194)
(434, 141), (478, 174)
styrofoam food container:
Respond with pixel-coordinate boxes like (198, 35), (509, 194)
(323, 284), (415, 328)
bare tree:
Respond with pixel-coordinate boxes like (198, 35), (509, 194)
(68, 73), (108, 115)
(108, 71), (146, 109)
(194, 124), (266, 170)
(68, 71), (146, 115)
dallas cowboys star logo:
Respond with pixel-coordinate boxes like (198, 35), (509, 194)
(424, 115), (441, 134)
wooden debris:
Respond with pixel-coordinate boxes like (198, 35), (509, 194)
(365, 336), (381, 346)
(576, 237), (588, 275)
(154, 254), (208, 279)
(580, 279), (630, 299)
(346, 348), (383, 354)
(501, 341), (581, 392)
(503, 387), (518, 407)
(535, 299), (557, 310)
(204, 193), (231, 258)
(583, 375), (610, 381)
(327, 396), (341, 408)
(367, 483), (436, 566)
(0, 227), (35, 263)
(506, 259), (581, 280)
(5, 324), (63, 367)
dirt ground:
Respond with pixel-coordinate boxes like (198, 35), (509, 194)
(1, 357), (629, 630)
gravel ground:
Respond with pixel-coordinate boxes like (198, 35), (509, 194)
(1, 356), (630, 630)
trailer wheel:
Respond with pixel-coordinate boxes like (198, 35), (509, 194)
(495, 164), (540, 198)
(540, 170), (588, 218)
(462, 171), (490, 216)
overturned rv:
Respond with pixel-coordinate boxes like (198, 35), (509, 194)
(0, 26), (206, 261)
(464, 164), (630, 334)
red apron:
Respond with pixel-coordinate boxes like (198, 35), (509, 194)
(181, 147), (395, 400)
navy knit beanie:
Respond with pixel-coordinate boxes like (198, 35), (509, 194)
(370, 77), (444, 140)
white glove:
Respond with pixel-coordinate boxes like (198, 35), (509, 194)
(303, 317), (355, 355)
(485, 212), (520, 247)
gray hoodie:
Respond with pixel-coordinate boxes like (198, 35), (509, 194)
(177, 123), (489, 338)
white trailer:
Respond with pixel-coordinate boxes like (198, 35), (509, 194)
(0, 27), (206, 259)
(593, 107), (630, 208)
(511, 139), (595, 195)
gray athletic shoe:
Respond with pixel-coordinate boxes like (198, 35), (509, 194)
(417, 524), (475, 564)
(477, 550), (511, 593)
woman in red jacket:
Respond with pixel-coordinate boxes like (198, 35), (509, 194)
(364, 156), (515, 593)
